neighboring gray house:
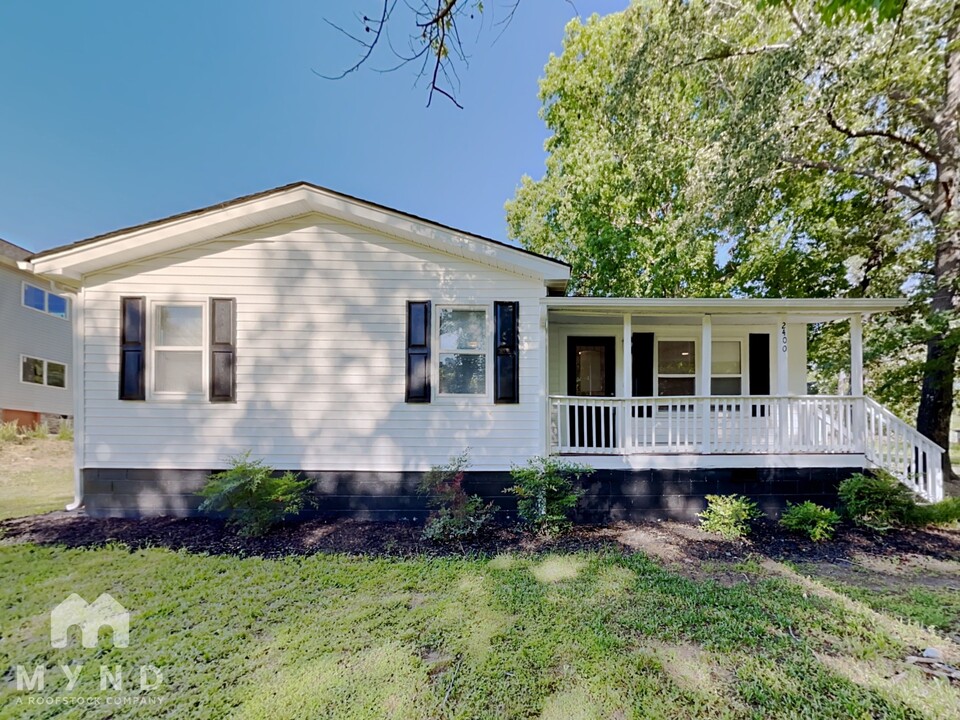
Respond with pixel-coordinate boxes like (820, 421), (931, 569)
(0, 238), (72, 426)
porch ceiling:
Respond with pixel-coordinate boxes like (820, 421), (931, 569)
(542, 297), (906, 324)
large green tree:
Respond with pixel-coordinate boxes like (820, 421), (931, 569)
(507, 0), (959, 477)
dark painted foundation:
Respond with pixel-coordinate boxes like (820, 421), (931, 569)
(82, 466), (862, 522)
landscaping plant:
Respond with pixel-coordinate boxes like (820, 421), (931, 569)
(198, 452), (313, 537)
(838, 472), (916, 532)
(0, 421), (20, 443)
(418, 449), (497, 542)
(508, 456), (592, 536)
(698, 494), (761, 539)
(779, 501), (841, 542)
(56, 420), (74, 441)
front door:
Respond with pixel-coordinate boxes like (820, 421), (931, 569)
(567, 337), (616, 447)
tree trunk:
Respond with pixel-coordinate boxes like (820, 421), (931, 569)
(917, 2), (960, 482)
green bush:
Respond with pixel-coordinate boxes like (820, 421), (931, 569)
(779, 501), (841, 542)
(56, 420), (74, 441)
(0, 421), (20, 443)
(838, 471), (915, 532)
(905, 497), (960, 527)
(26, 422), (49, 440)
(698, 494), (761, 539)
(419, 449), (498, 542)
(198, 452), (313, 537)
(508, 456), (593, 536)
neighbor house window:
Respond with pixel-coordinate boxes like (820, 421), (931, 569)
(657, 340), (696, 396)
(711, 340), (742, 395)
(438, 308), (487, 395)
(21, 355), (67, 388)
(22, 282), (69, 319)
(153, 303), (204, 396)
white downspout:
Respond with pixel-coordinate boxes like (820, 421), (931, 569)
(65, 284), (84, 511)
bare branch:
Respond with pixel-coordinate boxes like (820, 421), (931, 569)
(316, 1), (393, 81)
(783, 155), (933, 211)
(681, 43), (792, 67)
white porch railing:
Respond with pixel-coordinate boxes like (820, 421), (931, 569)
(549, 394), (944, 502)
(864, 398), (944, 502)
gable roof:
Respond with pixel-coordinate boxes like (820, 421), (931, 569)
(0, 238), (30, 267)
(24, 181), (571, 286)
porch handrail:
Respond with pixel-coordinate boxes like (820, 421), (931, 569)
(863, 398), (944, 502)
(549, 394), (859, 456)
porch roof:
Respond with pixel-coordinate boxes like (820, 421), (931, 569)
(542, 297), (906, 323)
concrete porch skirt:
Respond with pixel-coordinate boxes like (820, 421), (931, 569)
(82, 467), (862, 522)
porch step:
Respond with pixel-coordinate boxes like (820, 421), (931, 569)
(863, 398), (944, 503)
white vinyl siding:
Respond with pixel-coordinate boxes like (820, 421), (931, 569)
(81, 215), (545, 471)
(0, 264), (73, 415)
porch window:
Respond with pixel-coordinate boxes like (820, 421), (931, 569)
(657, 340), (696, 396)
(153, 303), (204, 396)
(711, 340), (742, 395)
(438, 308), (487, 395)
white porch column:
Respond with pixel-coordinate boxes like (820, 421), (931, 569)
(850, 313), (865, 452)
(777, 315), (791, 450)
(701, 314), (713, 453)
(622, 313), (633, 451)
(540, 303), (551, 456)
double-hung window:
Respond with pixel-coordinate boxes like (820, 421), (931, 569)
(22, 282), (68, 319)
(152, 303), (205, 397)
(711, 340), (742, 395)
(657, 340), (696, 396)
(21, 355), (67, 388)
(438, 308), (487, 395)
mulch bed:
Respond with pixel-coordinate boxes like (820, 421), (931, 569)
(2, 512), (958, 566)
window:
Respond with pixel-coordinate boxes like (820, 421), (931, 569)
(153, 303), (204, 396)
(711, 340), (742, 395)
(20, 356), (67, 388)
(657, 340), (696, 396)
(22, 282), (69, 319)
(438, 308), (487, 395)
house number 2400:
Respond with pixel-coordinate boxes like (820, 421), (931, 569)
(780, 322), (788, 354)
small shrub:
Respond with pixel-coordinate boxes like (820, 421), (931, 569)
(508, 456), (593, 536)
(905, 497), (960, 527)
(419, 449), (497, 542)
(838, 471), (915, 532)
(56, 421), (74, 441)
(198, 452), (313, 537)
(698, 494), (761, 539)
(26, 422), (50, 440)
(779, 501), (841, 542)
(0, 421), (20, 443)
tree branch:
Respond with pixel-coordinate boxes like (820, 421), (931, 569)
(316, 1), (393, 81)
(783, 155), (933, 211)
(824, 108), (940, 164)
(682, 43), (792, 66)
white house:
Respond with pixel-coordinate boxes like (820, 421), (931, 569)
(21, 183), (943, 520)
(0, 238), (72, 427)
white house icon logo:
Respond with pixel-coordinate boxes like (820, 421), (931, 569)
(50, 593), (129, 649)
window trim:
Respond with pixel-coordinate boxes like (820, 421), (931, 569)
(710, 339), (745, 396)
(656, 338), (697, 397)
(21, 281), (69, 320)
(19, 354), (68, 389)
(147, 299), (208, 401)
(435, 304), (491, 399)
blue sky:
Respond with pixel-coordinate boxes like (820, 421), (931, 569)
(0, 1), (625, 252)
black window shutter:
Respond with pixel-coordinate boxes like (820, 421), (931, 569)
(210, 298), (237, 402)
(632, 332), (655, 396)
(748, 333), (771, 395)
(494, 301), (520, 404)
(119, 296), (145, 400)
(406, 301), (431, 403)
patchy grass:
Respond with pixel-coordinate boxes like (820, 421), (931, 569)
(0, 437), (72, 520)
(1, 543), (958, 719)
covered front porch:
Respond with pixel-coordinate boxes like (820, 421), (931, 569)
(542, 298), (944, 502)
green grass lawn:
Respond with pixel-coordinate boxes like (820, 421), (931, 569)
(0, 438), (73, 520)
(2, 544), (958, 719)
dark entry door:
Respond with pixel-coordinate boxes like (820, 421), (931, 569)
(567, 337), (616, 448)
